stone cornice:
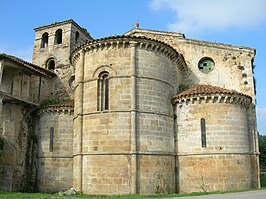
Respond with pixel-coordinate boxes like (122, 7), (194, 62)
(173, 93), (252, 108)
(38, 101), (74, 115)
(70, 35), (181, 65)
(172, 84), (252, 107)
(38, 106), (74, 115)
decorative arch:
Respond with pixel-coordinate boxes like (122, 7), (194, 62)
(93, 65), (117, 78)
(54, 29), (63, 45)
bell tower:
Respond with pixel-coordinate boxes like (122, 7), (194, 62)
(32, 19), (93, 99)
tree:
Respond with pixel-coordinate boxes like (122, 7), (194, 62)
(259, 135), (266, 167)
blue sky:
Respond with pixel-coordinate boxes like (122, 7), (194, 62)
(0, 0), (266, 134)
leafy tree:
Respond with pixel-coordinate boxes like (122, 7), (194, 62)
(259, 135), (266, 166)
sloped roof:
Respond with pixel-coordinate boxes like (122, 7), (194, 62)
(0, 53), (55, 77)
(173, 84), (251, 100)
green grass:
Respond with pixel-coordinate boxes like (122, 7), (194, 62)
(0, 189), (254, 199)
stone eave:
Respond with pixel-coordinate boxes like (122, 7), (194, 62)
(70, 35), (180, 66)
(172, 84), (252, 107)
(38, 101), (74, 114)
(172, 93), (251, 107)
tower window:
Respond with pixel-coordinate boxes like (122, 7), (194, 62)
(75, 31), (80, 43)
(49, 127), (54, 152)
(46, 58), (55, 70)
(97, 72), (109, 111)
(55, 29), (63, 45)
(201, 118), (207, 148)
(41, 32), (49, 48)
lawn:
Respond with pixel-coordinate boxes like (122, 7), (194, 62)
(1, 179), (266, 199)
(0, 190), (251, 199)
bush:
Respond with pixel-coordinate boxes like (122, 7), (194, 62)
(261, 174), (266, 188)
(39, 98), (65, 108)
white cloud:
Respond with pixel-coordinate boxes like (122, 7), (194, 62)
(0, 42), (32, 62)
(150, 0), (266, 35)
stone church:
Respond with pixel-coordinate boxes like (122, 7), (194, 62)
(0, 19), (260, 194)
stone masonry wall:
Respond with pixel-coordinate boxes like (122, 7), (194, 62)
(72, 38), (179, 194)
(37, 109), (73, 192)
(175, 100), (254, 192)
(0, 103), (36, 192)
(32, 22), (91, 100)
(126, 30), (255, 98)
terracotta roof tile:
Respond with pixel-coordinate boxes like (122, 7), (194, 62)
(173, 84), (250, 100)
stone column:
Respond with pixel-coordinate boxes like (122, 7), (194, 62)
(74, 49), (85, 192)
(129, 41), (138, 193)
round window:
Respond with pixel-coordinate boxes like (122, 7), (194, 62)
(198, 57), (215, 74)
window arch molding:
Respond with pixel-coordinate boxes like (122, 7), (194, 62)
(93, 65), (117, 78)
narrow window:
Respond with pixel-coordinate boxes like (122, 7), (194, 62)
(55, 29), (63, 45)
(201, 118), (206, 148)
(41, 32), (49, 48)
(49, 127), (54, 152)
(75, 31), (80, 43)
(97, 72), (109, 111)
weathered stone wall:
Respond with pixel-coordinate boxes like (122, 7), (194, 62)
(32, 22), (92, 100)
(0, 103), (36, 192)
(175, 100), (254, 192)
(125, 29), (255, 98)
(37, 108), (73, 192)
(177, 154), (252, 193)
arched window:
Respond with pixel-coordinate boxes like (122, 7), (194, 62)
(49, 127), (54, 152)
(41, 32), (49, 48)
(201, 118), (207, 148)
(75, 31), (80, 43)
(69, 76), (75, 90)
(97, 72), (109, 111)
(46, 58), (55, 70)
(54, 29), (63, 45)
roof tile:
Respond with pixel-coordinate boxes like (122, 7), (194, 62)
(173, 84), (250, 100)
